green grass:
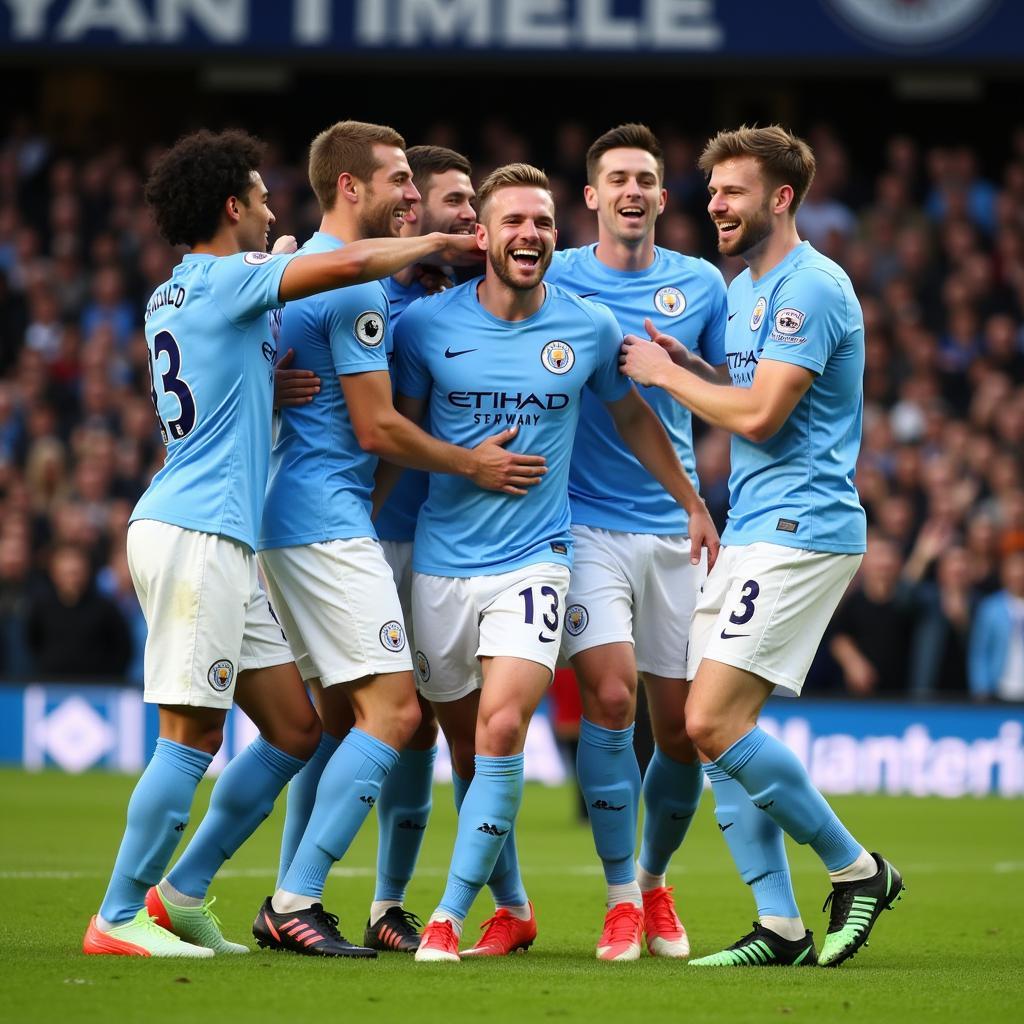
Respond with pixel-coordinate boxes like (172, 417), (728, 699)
(1, 769), (1021, 1024)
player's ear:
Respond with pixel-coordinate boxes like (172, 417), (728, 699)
(338, 172), (359, 206)
(657, 187), (668, 215)
(774, 183), (795, 216)
(225, 194), (243, 224)
(583, 184), (599, 211)
(475, 220), (487, 251)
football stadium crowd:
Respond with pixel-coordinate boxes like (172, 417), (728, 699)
(0, 117), (1022, 700)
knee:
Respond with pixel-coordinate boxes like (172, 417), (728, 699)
(408, 707), (439, 750)
(269, 713), (322, 762)
(391, 694), (423, 748)
(192, 726), (224, 757)
(478, 706), (527, 757)
(653, 718), (694, 761)
(684, 707), (721, 758)
(450, 740), (476, 781)
(585, 677), (636, 729)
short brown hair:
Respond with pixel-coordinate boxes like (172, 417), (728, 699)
(698, 125), (816, 211)
(406, 145), (472, 196)
(586, 123), (664, 185)
(476, 163), (551, 219)
(308, 120), (405, 212)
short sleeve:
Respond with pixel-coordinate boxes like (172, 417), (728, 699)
(761, 268), (847, 376)
(322, 282), (390, 376)
(207, 251), (297, 324)
(586, 302), (631, 403)
(394, 298), (432, 400)
(697, 264), (728, 367)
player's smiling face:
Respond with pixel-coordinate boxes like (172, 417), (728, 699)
(586, 147), (665, 246)
(237, 171), (275, 252)
(357, 144), (420, 240)
(707, 156), (776, 258)
(478, 185), (556, 292)
(416, 169), (476, 236)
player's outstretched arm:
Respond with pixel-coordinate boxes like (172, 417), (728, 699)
(633, 318), (730, 384)
(344, 373), (547, 496)
(605, 388), (719, 568)
(277, 233), (482, 303)
(620, 338), (813, 443)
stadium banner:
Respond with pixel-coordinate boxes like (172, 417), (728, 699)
(0, 0), (1019, 59)
(1, 682), (1021, 795)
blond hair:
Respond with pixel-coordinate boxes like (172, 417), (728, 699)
(699, 125), (816, 211)
(476, 163), (551, 219)
(308, 120), (406, 212)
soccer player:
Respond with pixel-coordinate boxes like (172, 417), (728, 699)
(254, 123), (545, 958)
(544, 124), (726, 961)
(396, 164), (717, 963)
(82, 128), (481, 958)
(621, 125), (904, 968)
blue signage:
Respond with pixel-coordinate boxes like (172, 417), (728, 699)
(0, 0), (1019, 59)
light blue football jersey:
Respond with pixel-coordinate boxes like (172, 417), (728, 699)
(259, 232), (390, 549)
(396, 280), (631, 578)
(131, 250), (296, 550)
(546, 245), (727, 534)
(723, 241), (866, 553)
(373, 275), (431, 543)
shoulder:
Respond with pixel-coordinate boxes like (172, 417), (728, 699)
(781, 248), (851, 300)
(400, 282), (466, 331)
(547, 282), (612, 324)
(662, 249), (727, 294)
(548, 246), (588, 277)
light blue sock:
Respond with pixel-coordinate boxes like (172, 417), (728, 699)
(439, 754), (524, 921)
(714, 727), (862, 872)
(576, 718), (640, 886)
(452, 771), (528, 908)
(281, 728), (399, 900)
(167, 736), (305, 899)
(99, 738), (212, 924)
(374, 746), (437, 903)
(704, 762), (799, 918)
(638, 746), (704, 877)
(276, 732), (340, 888)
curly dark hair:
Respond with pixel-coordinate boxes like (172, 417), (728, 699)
(144, 129), (265, 247)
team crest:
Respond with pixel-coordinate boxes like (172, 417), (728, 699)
(243, 251), (273, 265)
(541, 340), (575, 375)
(415, 650), (430, 683)
(379, 620), (406, 652)
(355, 311), (385, 348)
(565, 604), (589, 637)
(750, 296), (767, 332)
(773, 308), (806, 335)
(207, 659), (234, 692)
(654, 287), (686, 317)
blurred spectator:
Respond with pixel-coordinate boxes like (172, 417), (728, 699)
(0, 531), (33, 676)
(968, 551), (1024, 701)
(25, 542), (130, 680)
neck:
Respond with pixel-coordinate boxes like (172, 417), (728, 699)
(477, 275), (545, 322)
(320, 209), (363, 245)
(594, 232), (656, 272)
(745, 220), (803, 281)
(191, 224), (242, 258)
(392, 223), (425, 285)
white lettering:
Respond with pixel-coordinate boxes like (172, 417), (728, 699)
(579, 0), (637, 47)
(861, 736), (903, 794)
(647, 0), (722, 49)
(398, 0), (489, 46)
(3, 0), (55, 38)
(930, 738), (969, 798)
(504, 0), (568, 47)
(156, 0), (245, 41)
(811, 734), (859, 795)
(56, 0), (148, 39)
(294, 0), (329, 43)
(354, 0), (387, 43)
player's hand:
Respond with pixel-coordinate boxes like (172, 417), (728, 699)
(620, 332), (672, 387)
(686, 501), (720, 570)
(470, 425), (547, 495)
(274, 348), (320, 408)
(641, 317), (694, 367)
(271, 235), (298, 255)
(413, 263), (454, 295)
(433, 232), (485, 268)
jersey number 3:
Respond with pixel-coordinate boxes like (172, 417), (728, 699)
(148, 330), (197, 444)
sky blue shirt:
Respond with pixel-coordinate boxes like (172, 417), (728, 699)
(546, 245), (727, 534)
(396, 280), (631, 578)
(131, 249), (295, 550)
(374, 274), (431, 543)
(723, 242), (866, 553)
(259, 232), (390, 549)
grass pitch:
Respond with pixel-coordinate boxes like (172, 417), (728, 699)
(1, 769), (1021, 1024)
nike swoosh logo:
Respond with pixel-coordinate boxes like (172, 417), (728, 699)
(538, 633), (557, 644)
(444, 347), (477, 358)
(576, 291), (600, 298)
(728, 311), (737, 320)
(718, 822), (734, 832)
(720, 630), (749, 640)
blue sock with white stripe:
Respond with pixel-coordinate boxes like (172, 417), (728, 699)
(99, 739), (212, 924)
(167, 736), (305, 899)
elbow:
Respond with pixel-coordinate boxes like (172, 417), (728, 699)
(739, 414), (780, 444)
(353, 420), (387, 455)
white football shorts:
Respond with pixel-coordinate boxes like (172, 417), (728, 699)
(258, 536), (412, 687)
(560, 525), (705, 678)
(128, 519), (293, 710)
(412, 563), (571, 704)
(687, 542), (862, 696)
